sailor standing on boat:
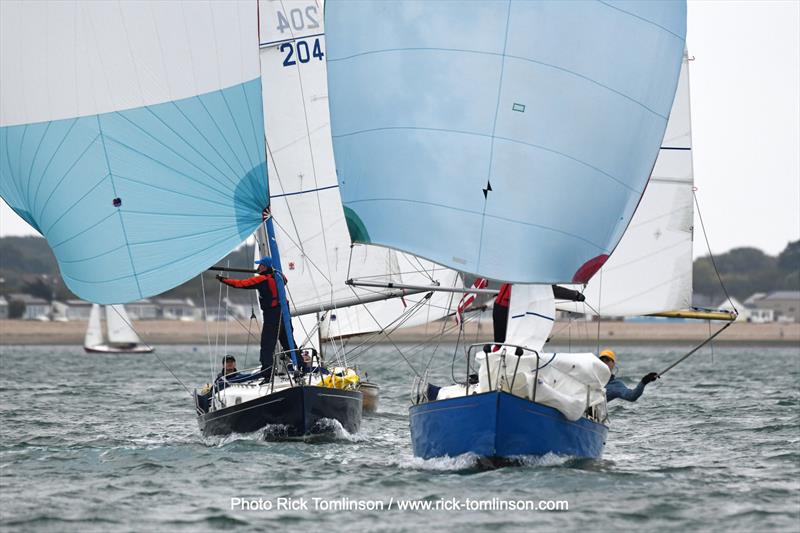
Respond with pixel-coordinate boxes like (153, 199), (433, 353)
(216, 257), (299, 376)
(599, 349), (659, 402)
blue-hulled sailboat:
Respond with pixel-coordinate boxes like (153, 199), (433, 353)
(324, 0), (689, 460)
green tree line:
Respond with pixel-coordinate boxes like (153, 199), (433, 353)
(1, 236), (797, 304)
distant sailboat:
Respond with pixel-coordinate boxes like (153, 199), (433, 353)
(84, 304), (153, 354)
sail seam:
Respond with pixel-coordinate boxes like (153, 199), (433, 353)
(57, 243), (128, 264)
(24, 122), (52, 211)
(101, 132), (239, 203)
(111, 174), (249, 212)
(111, 110), (240, 194)
(346, 197), (606, 251)
(50, 210), (117, 250)
(44, 172), (111, 236)
(36, 133), (102, 224)
(31, 118), (79, 219)
(334, 126), (639, 193)
(96, 114), (143, 298)
(596, 1), (685, 41)
(476, 0), (512, 273)
(328, 48), (668, 119)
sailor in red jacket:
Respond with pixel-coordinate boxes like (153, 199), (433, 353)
(493, 283), (512, 344)
(216, 257), (297, 376)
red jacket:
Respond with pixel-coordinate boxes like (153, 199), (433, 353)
(495, 283), (511, 308)
(220, 274), (279, 309)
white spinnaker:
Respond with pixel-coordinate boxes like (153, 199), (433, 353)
(85, 304), (104, 348)
(258, 0), (460, 341)
(0, 0), (259, 126)
(106, 305), (142, 345)
(505, 285), (556, 352)
(558, 51), (694, 316)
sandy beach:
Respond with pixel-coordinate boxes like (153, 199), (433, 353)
(0, 319), (797, 346)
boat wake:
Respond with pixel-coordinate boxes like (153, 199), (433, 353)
(303, 418), (366, 443)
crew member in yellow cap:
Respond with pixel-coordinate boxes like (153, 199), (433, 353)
(599, 349), (659, 402)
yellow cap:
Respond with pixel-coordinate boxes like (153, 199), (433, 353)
(599, 349), (616, 362)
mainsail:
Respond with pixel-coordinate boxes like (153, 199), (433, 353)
(558, 52), (695, 316)
(84, 304), (104, 348)
(258, 0), (460, 342)
(0, 1), (267, 304)
(325, 1), (687, 285)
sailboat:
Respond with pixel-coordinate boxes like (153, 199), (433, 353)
(0, 1), (362, 438)
(324, 1), (697, 460)
(84, 304), (153, 354)
(199, 0), (462, 435)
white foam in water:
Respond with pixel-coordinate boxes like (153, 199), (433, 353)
(308, 418), (367, 443)
(401, 452), (483, 471)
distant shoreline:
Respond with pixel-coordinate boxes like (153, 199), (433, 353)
(0, 319), (797, 346)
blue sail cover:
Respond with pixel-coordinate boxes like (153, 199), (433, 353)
(325, 0), (686, 284)
(0, 2), (267, 303)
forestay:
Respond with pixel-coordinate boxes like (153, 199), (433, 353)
(325, 0), (687, 285)
(0, 1), (267, 303)
(106, 305), (142, 345)
(258, 0), (460, 341)
(558, 52), (695, 316)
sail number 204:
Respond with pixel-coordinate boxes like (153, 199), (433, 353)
(275, 5), (323, 67)
(281, 39), (324, 66)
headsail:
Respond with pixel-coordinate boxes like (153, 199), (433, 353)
(505, 285), (556, 352)
(258, 0), (460, 341)
(558, 52), (695, 316)
(325, 1), (687, 284)
(106, 305), (142, 345)
(0, 1), (267, 304)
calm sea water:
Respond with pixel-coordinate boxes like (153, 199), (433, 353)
(1, 341), (798, 532)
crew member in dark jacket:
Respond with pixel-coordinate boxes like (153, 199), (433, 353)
(599, 349), (658, 402)
(216, 257), (298, 375)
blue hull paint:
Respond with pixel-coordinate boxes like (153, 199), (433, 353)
(409, 391), (607, 460)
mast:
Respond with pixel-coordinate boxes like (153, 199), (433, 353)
(262, 212), (299, 367)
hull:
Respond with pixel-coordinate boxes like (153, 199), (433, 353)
(409, 391), (607, 460)
(84, 344), (154, 354)
(359, 381), (379, 413)
(198, 385), (362, 437)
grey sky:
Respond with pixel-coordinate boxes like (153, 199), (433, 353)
(1, 0), (798, 257)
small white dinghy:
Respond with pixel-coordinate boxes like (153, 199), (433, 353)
(84, 304), (153, 354)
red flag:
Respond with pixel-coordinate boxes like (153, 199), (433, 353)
(456, 278), (488, 325)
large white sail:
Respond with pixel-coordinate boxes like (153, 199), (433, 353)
(106, 305), (142, 345)
(558, 52), (695, 316)
(258, 0), (460, 341)
(84, 304), (104, 348)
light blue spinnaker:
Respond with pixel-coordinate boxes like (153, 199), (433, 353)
(0, 2), (267, 304)
(325, 0), (687, 284)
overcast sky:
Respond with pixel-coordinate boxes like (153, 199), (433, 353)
(1, 0), (798, 258)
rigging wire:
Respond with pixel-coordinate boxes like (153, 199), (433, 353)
(107, 305), (194, 398)
(693, 189), (737, 313)
(199, 272), (215, 386)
